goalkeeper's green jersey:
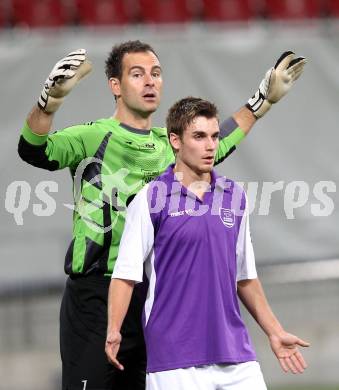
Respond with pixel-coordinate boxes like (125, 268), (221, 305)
(19, 117), (244, 277)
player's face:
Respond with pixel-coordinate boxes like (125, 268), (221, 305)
(114, 51), (163, 116)
(173, 116), (220, 175)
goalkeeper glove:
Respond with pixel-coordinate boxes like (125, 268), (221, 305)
(247, 51), (307, 118)
(38, 49), (92, 113)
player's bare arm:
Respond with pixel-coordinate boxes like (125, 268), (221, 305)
(27, 49), (92, 135)
(237, 278), (310, 374)
(26, 106), (54, 136)
(105, 278), (135, 370)
(232, 106), (256, 135)
(231, 51), (306, 136)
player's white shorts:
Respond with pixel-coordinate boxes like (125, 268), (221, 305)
(146, 361), (267, 390)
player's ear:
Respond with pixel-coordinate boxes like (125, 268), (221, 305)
(109, 77), (121, 97)
(169, 132), (180, 152)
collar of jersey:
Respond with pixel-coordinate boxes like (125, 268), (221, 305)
(159, 164), (233, 197)
(118, 121), (151, 135)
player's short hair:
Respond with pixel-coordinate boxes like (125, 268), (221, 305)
(105, 40), (159, 80)
(166, 97), (218, 139)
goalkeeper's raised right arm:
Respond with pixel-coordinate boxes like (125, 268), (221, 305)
(18, 49), (93, 170)
(26, 48), (92, 137)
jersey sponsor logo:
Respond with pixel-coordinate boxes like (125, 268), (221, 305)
(170, 209), (194, 217)
(140, 142), (156, 150)
(219, 208), (235, 228)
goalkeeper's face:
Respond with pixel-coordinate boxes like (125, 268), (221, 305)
(113, 51), (163, 116)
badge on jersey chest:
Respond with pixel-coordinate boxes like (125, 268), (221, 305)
(219, 208), (235, 228)
(142, 169), (160, 184)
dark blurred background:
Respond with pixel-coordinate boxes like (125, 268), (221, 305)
(1, 0), (339, 27)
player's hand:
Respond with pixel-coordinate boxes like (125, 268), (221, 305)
(247, 51), (307, 118)
(269, 331), (310, 374)
(38, 49), (92, 113)
(105, 330), (124, 370)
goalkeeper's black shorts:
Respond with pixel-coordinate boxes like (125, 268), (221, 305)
(60, 274), (146, 390)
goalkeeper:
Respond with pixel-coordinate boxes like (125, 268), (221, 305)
(17, 41), (306, 390)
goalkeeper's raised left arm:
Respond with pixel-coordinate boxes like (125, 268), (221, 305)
(246, 51), (306, 119)
(214, 51), (307, 164)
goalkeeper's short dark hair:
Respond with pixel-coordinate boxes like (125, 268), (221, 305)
(166, 97), (219, 140)
(105, 40), (159, 80)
